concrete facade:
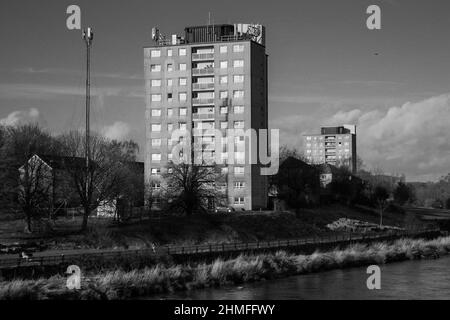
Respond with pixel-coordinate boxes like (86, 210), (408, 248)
(304, 125), (357, 173)
(144, 25), (268, 210)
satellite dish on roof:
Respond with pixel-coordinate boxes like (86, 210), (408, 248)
(152, 27), (160, 42)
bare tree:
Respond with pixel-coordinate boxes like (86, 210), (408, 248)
(57, 131), (138, 231)
(0, 124), (55, 232)
(162, 162), (225, 216)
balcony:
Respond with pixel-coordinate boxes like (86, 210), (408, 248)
(192, 67), (214, 76)
(193, 83), (215, 91)
(192, 98), (214, 105)
(192, 53), (215, 61)
(193, 113), (216, 121)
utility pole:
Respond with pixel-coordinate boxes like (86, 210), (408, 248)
(82, 27), (93, 202)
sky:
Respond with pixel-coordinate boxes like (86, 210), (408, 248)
(1, 0), (450, 182)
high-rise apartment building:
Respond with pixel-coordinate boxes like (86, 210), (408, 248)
(303, 125), (357, 172)
(144, 23), (268, 210)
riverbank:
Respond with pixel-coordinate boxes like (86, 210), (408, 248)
(0, 204), (424, 250)
(1, 236), (449, 300)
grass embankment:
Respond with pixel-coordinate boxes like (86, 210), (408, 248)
(1, 236), (449, 300)
(0, 204), (425, 250)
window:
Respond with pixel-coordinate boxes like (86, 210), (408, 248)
(151, 168), (161, 175)
(151, 94), (161, 102)
(233, 44), (244, 53)
(151, 50), (161, 58)
(220, 106), (228, 114)
(233, 90), (244, 99)
(234, 121), (244, 129)
(234, 167), (245, 175)
(167, 63), (173, 72)
(233, 75), (244, 83)
(179, 93), (187, 102)
(179, 108), (187, 116)
(168, 153), (173, 161)
(179, 78), (187, 86)
(151, 109), (161, 117)
(233, 106), (244, 114)
(151, 79), (161, 87)
(167, 93), (173, 102)
(179, 63), (187, 71)
(167, 123), (173, 131)
(151, 182), (161, 190)
(151, 124), (161, 132)
(233, 60), (244, 68)
(234, 197), (245, 205)
(220, 121), (228, 129)
(167, 79), (173, 87)
(220, 61), (228, 69)
(234, 182), (245, 189)
(220, 91), (228, 99)
(151, 139), (161, 147)
(150, 64), (161, 72)
(167, 108), (173, 117)
(151, 153), (161, 162)
(220, 76), (228, 84)
(220, 46), (228, 54)
(167, 49), (173, 57)
(179, 48), (186, 56)
(179, 122), (187, 130)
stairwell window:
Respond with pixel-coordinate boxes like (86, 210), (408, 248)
(179, 78), (187, 86)
(151, 139), (161, 147)
(220, 46), (228, 54)
(179, 108), (187, 116)
(220, 61), (228, 69)
(151, 124), (161, 132)
(179, 63), (187, 71)
(151, 94), (161, 102)
(220, 76), (228, 84)
(233, 45), (244, 53)
(234, 167), (245, 175)
(233, 75), (244, 83)
(234, 182), (245, 189)
(233, 106), (244, 114)
(151, 79), (161, 87)
(234, 197), (245, 205)
(151, 50), (161, 58)
(151, 109), (161, 117)
(150, 64), (161, 72)
(220, 91), (228, 99)
(233, 90), (244, 99)
(151, 154), (161, 162)
(233, 60), (244, 68)
(179, 92), (187, 102)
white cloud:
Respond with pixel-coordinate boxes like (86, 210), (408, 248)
(102, 121), (131, 141)
(0, 108), (40, 126)
(272, 93), (450, 181)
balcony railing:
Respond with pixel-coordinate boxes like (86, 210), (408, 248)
(192, 98), (214, 105)
(192, 67), (214, 75)
(193, 83), (215, 91)
(193, 113), (216, 120)
(192, 53), (215, 61)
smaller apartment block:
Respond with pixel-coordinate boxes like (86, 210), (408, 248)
(303, 125), (357, 173)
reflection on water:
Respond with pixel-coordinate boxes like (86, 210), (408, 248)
(153, 256), (450, 300)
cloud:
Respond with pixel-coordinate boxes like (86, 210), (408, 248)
(272, 93), (450, 182)
(102, 121), (131, 141)
(0, 108), (40, 126)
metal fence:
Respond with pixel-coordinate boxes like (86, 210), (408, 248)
(0, 228), (441, 269)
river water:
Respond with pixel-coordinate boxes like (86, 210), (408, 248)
(154, 256), (450, 300)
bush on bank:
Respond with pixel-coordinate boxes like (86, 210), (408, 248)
(1, 236), (449, 300)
